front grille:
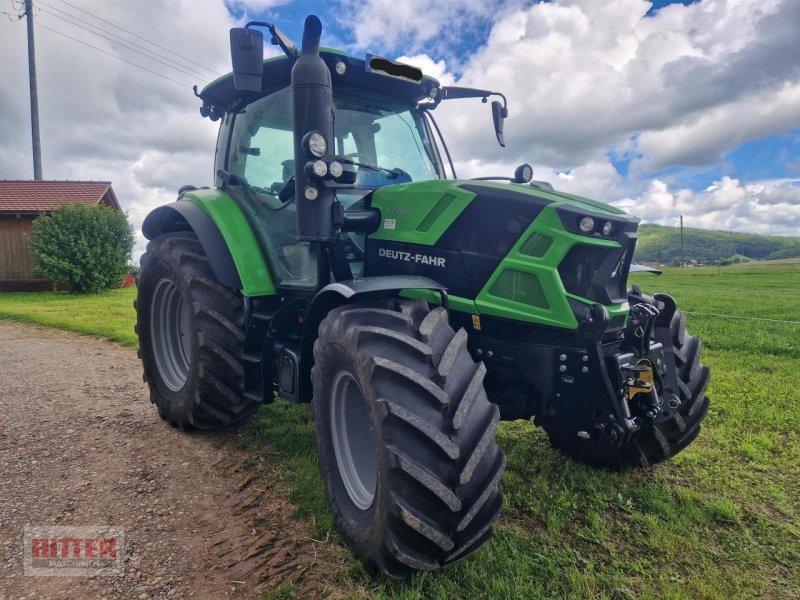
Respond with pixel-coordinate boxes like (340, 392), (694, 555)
(558, 241), (633, 304)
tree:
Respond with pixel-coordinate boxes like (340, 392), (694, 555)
(31, 203), (135, 294)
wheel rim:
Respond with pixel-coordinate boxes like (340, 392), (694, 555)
(330, 370), (378, 510)
(150, 278), (192, 392)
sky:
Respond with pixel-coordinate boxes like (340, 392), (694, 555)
(1, 0), (798, 258)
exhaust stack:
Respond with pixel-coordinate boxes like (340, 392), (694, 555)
(291, 15), (336, 242)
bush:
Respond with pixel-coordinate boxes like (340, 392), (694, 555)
(31, 203), (135, 294)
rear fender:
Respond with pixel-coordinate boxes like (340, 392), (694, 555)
(141, 190), (275, 296)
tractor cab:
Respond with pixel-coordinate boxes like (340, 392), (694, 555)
(198, 49), (451, 288)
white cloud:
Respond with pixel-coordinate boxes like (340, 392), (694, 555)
(1, 0), (798, 254)
(614, 176), (800, 236)
(394, 54), (456, 86)
(635, 83), (800, 171)
(0, 0), (236, 257)
(338, 0), (516, 61)
(226, 0), (289, 12)
(433, 0), (800, 167)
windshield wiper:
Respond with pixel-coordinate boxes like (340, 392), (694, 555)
(341, 159), (407, 179)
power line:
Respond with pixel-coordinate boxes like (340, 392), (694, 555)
(36, 1), (213, 81)
(35, 21), (193, 88)
(36, 7), (209, 82)
(52, 0), (222, 77)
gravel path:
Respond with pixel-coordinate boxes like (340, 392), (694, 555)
(0, 322), (345, 599)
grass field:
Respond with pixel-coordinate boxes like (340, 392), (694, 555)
(1, 261), (798, 599)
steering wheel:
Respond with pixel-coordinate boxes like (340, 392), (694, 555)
(277, 176), (295, 204)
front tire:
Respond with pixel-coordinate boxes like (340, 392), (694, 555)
(136, 232), (258, 429)
(312, 299), (505, 578)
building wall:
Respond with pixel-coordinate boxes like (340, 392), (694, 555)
(0, 215), (36, 280)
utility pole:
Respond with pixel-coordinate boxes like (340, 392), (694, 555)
(680, 214), (685, 268)
(25, 0), (43, 180)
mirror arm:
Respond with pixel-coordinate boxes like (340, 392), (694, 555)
(244, 21), (298, 60)
(441, 87), (507, 108)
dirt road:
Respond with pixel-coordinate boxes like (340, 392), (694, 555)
(0, 321), (346, 599)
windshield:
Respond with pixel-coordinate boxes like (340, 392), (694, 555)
(333, 89), (441, 186)
(226, 86), (441, 195)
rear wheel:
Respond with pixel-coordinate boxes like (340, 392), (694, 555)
(312, 299), (505, 578)
(136, 232), (258, 429)
(537, 299), (710, 469)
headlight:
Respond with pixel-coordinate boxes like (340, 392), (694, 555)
(329, 161), (343, 178)
(312, 160), (328, 177)
(304, 186), (319, 200)
(305, 132), (327, 157)
(579, 216), (595, 233)
(601, 221), (613, 236)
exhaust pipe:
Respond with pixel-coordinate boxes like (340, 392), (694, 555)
(292, 15), (336, 242)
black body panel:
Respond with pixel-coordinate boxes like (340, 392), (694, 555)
(141, 200), (242, 290)
(365, 184), (550, 297)
(558, 233), (636, 304)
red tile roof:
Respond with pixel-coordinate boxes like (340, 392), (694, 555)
(0, 180), (120, 213)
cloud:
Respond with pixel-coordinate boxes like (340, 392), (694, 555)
(1, 0), (798, 258)
(225, 0), (290, 13)
(428, 0), (800, 170)
(635, 83), (800, 170)
(0, 0), (235, 257)
(337, 0), (517, 62)
(613, 176), (800, 236)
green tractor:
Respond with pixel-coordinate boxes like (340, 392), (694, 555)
(136, 16), (710, 578)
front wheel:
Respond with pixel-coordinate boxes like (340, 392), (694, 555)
(312, 299), (505, 578)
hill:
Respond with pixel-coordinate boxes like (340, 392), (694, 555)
(633, 224), (800, 264)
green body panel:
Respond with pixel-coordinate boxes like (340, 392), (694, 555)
(368, 180), (635, 329)
(369, 181), (476, 244)
(181, 189), (276, 297)
(474, 206), (628, 328)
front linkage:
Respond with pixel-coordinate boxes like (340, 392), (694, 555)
(530, 290), (710, 469)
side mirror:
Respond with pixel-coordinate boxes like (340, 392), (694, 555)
(230, 27), (264, 92)
(491, 100), (508, 147)
(513, 163), (533, 183)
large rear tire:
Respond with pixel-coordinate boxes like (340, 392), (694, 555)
(312, 299), (505, 578)
(136, 232), (258, 429)
(537, 301), (710, 469)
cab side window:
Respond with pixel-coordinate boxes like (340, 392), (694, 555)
(228, 89), (317, 288)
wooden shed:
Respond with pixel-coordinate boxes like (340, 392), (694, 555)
(0, 180), (121, 290)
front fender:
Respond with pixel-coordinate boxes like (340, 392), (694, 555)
(299, 275), (448, 402)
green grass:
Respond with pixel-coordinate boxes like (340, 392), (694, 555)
(0, 287), (138, 346)
(2, 262), (798, 599)
(246, 260), (800, 599)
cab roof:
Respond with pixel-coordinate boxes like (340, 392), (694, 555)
(198, 49), (441, 118)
